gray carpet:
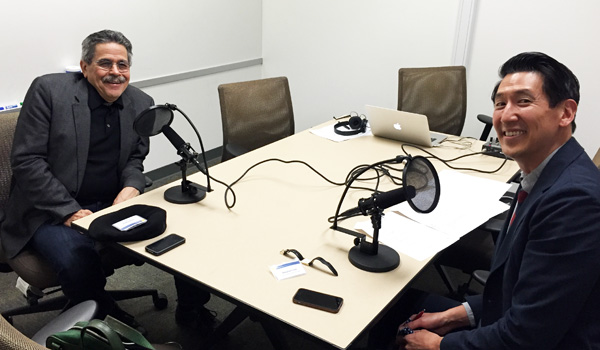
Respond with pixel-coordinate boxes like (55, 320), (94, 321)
(0, 158), (482, 349)
(1, 261), (477, 349)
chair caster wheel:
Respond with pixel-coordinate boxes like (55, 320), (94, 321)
(153, 293), (168, 310)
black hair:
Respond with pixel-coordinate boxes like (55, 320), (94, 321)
(81, 29), (133, 66)
(491, 52), (579, 132)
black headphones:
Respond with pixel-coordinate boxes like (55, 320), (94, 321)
(333, 114), (368, 136)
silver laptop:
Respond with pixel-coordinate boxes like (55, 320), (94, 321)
(366, 105), (447, 147)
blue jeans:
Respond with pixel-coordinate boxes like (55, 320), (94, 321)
(29, 202), (114, 314)
(29, 202), (210, 315)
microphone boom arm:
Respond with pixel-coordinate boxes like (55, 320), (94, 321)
(332, 155), (407, 230)
(331, 154), (439, 273)
(166, 103), (212, 192)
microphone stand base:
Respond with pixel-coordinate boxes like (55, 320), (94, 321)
(164, 182), (207, 204)
(348, 245), (399, 273)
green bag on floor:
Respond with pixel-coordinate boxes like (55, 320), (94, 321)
(46, 315), (154, 350)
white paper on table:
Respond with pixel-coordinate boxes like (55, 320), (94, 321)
(392, 169), (511, 238)
(354, 214), (457, 261)
(269, 259), (306, 280)
(310, 123), (372, 142)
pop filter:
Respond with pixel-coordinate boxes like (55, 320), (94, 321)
(404, 156), (440, 213)
(133, 103), (211, 204)
(331, 154), (441, 273)
(133, 104), (174, 137)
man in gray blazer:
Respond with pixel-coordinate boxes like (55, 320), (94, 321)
(397, 53), (600, 349)
(1, 30), (213, 330)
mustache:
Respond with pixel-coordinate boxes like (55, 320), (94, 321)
(102, 75), (127, 84)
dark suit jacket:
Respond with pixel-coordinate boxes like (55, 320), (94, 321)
(0, 73), (153, 258)
(442, 138), (600, 349)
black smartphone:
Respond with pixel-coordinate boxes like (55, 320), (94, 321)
(145, 234), (185, 256)
(292, 288), (343, 313)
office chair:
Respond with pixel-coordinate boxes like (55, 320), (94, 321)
(218, 76), (295, 162)
(433, 186), (516, 300)
(1, 300), (97, 350)
(213, 77), (296, 346)
(398, 66), (467, 136)
(477, 114), (494, 141)
(457, 203), (515, 296)
(593, 147), (600, 169)
(433, 216), (501, 300)
(2, 300), (181, 350)
(1, 315), (48, 350)
(0, 111), (167, 322)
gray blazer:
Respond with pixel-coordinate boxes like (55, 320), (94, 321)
(1, 73), (153, 258)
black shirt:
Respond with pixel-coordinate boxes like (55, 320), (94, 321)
(75, 83), (122, 205)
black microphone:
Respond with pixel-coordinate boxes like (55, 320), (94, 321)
(343, 186), (416, 216)
(161, 125), (204, 172)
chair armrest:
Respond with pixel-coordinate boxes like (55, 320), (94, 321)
(222, 143), (250, 162)
(472, 270), (490, 285)
(31, 300), (98, 345)
(477, 114), (492, 124)
(0, 238), (13, 272)
(144, 175), (153, 188)
(477, 114), (494, 141)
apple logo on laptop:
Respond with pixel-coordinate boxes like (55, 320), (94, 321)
(393, 123), (402, 131)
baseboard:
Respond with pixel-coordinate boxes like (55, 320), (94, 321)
(145, 146), (222, 182)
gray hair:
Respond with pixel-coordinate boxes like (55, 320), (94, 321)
(81, 29), (133, 65)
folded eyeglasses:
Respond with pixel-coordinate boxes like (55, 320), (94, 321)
(280, 249), (338, 276)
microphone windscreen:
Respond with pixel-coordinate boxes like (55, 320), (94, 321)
(405, 156), (440, 213)
(374, 186), (416, 211)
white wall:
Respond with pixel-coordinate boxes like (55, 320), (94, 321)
(263, 0), (600, 158)
(0, 0), (263, 171)
(262, 0), (462, 132)
(464, 0), (600, 156)
(4, 1), (599, 171)
(140, 66), (262, 170)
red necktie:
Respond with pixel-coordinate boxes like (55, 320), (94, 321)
(510, 190), (528, 225)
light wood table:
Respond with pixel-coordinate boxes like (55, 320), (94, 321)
(75, 122), (519, 349)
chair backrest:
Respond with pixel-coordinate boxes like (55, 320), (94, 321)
(398, 66), (467, 136)
(0, 111), (19, 211)
(0, 112), (18, 267)
(0, 112), (57, 288)
(218, 76), (295, 161)
(593, 147), (600, 170)
(1, 314), (48, 350)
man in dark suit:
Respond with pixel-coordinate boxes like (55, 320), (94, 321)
(0, 30), (213, 329)
(397, 52), (600, 349)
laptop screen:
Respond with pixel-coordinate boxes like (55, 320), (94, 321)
(366, 105), (446, 147)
